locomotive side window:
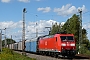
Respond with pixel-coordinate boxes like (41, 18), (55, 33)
(56, 37), (57, 42)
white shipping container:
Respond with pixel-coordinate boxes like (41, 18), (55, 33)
(9, 44), (12, 49)
(18, 42), (22, 50)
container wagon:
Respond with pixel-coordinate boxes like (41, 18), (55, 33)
(13, 43), (18, 50)
(25, 37), (38, 53)
(18, 41), (22, 51)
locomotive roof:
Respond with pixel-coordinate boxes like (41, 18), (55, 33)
(25, 33), (74, 42)
(39, 33), (74, 38)
(25, 37), (38, 42)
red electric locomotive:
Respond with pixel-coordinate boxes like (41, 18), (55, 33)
(38, 33), (76, 57)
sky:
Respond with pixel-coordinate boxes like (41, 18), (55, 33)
(0, 0), (90, 42)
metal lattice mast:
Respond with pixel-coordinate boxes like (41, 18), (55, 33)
(78, 9), (82, 54)
(36, 15), (38, 37)
(11, 35), (12, 49)
(22, 8), (26, 55)
(0, 30), (2, 52)
(4, 28), (6, 47)
(36, 23), (38, 37)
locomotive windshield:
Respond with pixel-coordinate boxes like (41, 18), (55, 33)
(60, 36), (74, 41)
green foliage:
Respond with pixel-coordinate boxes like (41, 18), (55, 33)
(61, 14), (80, 44)
(76, 44), (90, 55)
(76, 44), (79, 53)
(50, 22), (62, 35)
(2, 48), (14, 54)
(87, 42), (90, 48)
(79, 45), (90, 55)
(0, 48), (36, 60)
(2, 38), (16, 47)
(79, 44), (87, 54)
(84, 50), (90, 55)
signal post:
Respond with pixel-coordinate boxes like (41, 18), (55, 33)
(22, 8), (27, 55)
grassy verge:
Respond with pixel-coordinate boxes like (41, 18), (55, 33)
(0, 48), (36, 60)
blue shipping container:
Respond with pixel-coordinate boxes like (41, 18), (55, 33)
(25, 41), (30, 51)
(25, 37), (37, 52)
(30, 41), (37, 52)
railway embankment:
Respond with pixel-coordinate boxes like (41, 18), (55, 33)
(0, 48), (36, 60)
(14, 51), (90, 60)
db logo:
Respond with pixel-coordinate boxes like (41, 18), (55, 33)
(67, 44), (69, 46)
(45, 41), (47, 45)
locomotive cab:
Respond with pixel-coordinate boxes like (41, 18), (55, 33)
(60, 34), (76, 56)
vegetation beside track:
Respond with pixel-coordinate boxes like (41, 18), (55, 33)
(0, 48), (36, 60)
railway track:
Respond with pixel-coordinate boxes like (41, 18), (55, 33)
(75, 54), (90, 59)
(14, 51), (90, 60)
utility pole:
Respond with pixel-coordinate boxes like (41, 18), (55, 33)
(36, 15), (38, 37)
(0, 28), (6, 51)
(11, 35), (12, 49)
(78, 9), (82, 54)
(36, 28), (38, 37)
(0, 30), (2, 52)
(36, 23), (38, 37)
(4, 28), (6, 47)
(22, 8), (26, 55)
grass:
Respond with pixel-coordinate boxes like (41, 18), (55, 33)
(0, 48), (36, 60)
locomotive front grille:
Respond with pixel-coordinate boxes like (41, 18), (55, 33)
(61, 49), (76, 56)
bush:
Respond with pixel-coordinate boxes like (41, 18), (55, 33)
(76, 43), (90, 54)
(0, 48), (14, 60)
(79, 45), (87, 54)
(2, 48), (14, 54)
(0, 48), (36, 60)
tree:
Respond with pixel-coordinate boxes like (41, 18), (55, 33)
(88, 42), (90, 49)
(2, 38), (16, 47)
(61, 14), (80, 44)
(50, 23), (61, 35)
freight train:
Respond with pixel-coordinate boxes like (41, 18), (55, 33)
(7, 33), (76, 58)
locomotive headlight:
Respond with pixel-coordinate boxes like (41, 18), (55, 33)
(70, 44), (75, 46)
(61, 44), (66, 46)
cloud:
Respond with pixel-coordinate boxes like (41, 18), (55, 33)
(37, 7), (51, 13)
(18, 0), (30, 3)
(88, 25), (90, 29)
(83, 22), (90, 29)
(83, 23), (90, 40)
(26, 19), (57, 35)
(0, 21), (23, 41)
(78, 5), (87, 13)
(1, 20), (89, 42)
(1, 0), (11, 3)
(0, 20), (59, 42)
(0, 21), (23, 29)
(54, 4), (87, 16)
